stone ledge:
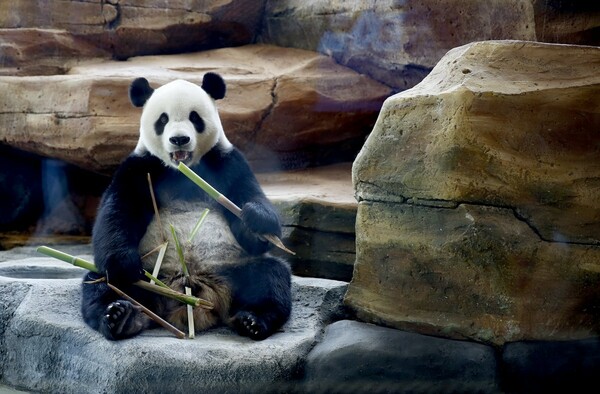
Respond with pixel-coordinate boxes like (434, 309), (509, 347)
(0, 250), (348, 393)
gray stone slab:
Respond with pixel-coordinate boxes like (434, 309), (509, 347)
(0, 254), (347, 394)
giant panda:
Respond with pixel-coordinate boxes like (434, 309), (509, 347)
(81, 73), (292, 341)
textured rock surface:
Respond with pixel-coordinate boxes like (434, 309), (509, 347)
(260, 0), (537, 91)
(0, 44), (391, 173)
(0, 29), (109, 76)
(0, 0), (264, 61)
(347, 40), (600, 345)
(0, 248), (348, 393)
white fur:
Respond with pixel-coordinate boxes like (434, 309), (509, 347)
(134, 79), (232, 168)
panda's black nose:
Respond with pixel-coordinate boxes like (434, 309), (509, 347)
(169, 136), (190, 146)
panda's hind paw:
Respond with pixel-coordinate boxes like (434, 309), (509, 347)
(100, 301), (145, 340)
(233, 311), (269, 340)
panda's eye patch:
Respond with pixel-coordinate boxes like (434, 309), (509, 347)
(154, 113), (169, 135)
(189, 111), (205, 133)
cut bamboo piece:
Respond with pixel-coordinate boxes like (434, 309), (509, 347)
(36, 246), (213, 309)
(106, 282), (186, 339)
(177, 162), (295, 255)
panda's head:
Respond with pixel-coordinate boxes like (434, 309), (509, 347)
(129, 73), (231, 168)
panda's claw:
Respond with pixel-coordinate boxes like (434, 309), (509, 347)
(233, 311), (269, 340)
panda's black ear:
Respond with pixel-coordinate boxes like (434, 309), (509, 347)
(129, 78), (154, 107)
(201, 72), (226, 100)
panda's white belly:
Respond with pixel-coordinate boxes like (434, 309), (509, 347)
(138, 200), (245, 278)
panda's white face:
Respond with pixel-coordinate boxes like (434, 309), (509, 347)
(134, 79), (231, 168)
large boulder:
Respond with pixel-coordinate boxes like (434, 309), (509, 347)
(0, 44), (391, 173)
(346, 40), (600, 345)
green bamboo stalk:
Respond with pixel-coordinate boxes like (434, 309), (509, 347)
(188, 208), (210, 243)
(169, 221), (196, 338)
(36, 246), (213, 309)
(37, 246), (98, 272)
(178, 162), (242, 217)
(169, 224), (189, 277)
(177, 162), (296, 255)
(144, 269), (170, 290)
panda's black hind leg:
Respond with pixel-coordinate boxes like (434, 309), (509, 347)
(81, 272), (152, 340)
(222, 256), (292, 340)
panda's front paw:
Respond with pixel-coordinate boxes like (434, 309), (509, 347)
(240, 202), (281, 236)
(232, 311), (269, 340)
(100, 301), (145, 340)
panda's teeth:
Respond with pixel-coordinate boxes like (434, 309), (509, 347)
(170, 151), (192, 163)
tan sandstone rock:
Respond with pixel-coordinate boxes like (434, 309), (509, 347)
(0, 44), (391, 173)
(0, 29), (110, 76)
(346, 40), (600, 345)
(0, 0), (264, 60)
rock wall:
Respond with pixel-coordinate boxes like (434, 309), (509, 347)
(0, 45), (391, 173)
(259, 0), (600, 91)
(347, 40), (600, 345)
(0, 0), (265, 73)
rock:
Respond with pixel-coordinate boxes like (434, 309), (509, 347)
(260, 0), (537, 91)
(532, 0), (600, 46)
(0, 1), (265, 61)
(347, 41), (600, 345)
(0, 247), (348, 393)
(0, 44), (391, 173)
(0, 29), (110, 76)
(260, 163), (357, 281)
(304, 320), (498, 392)
(502, 338), (600, 393)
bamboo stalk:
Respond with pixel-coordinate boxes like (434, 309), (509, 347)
(149, 242), (168, 286)
(185, 286), (195, 339)
(169, 224), (196, 338)
(177, 162), (295, 255)
(147, 173), (166, 243)
(106, 282), (186, 339)
(36, 246), (213, 309)
(188, 208), (210, 243)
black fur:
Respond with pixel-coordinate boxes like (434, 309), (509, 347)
(201, 72), (226, 100)
(189, 111), (205, 133)
(129, 78), (154, 107)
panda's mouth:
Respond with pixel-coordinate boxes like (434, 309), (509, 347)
(170, 150), (192, 165)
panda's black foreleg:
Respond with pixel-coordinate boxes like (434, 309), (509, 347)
(81, 272), (152, 340)
(222, 256), (292, 340)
